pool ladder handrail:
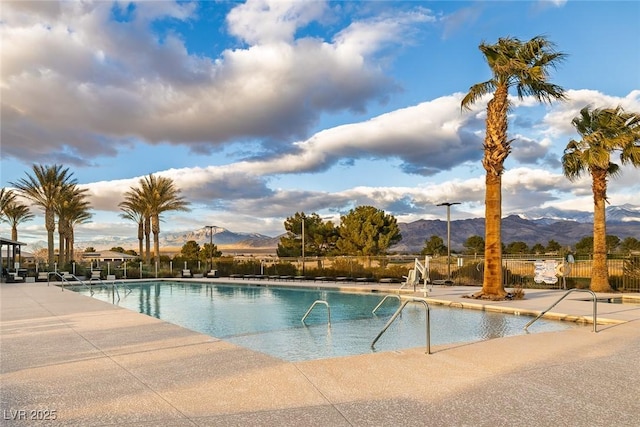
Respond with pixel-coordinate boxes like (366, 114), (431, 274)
(523, 288), (598, 333)
(90, 277), (133, 299)
(49, 272), (93, 296)
(372, 298), (431, 354)
(301, 300), (331, 326)
(372, 294), (401, 315)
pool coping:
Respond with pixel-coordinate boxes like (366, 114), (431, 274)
(2, 280), (639, 426)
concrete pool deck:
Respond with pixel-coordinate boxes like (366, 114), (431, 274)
(1, 280), (639, 426)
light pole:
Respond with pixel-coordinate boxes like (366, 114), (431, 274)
(437, 202), (460, 283)
(205, 225), (215, 273)
(301, 216), (305, 275)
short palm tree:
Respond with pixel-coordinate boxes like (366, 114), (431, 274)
(562, 105), (640, 292)
(11, 165), (77, 266)
(119, 200), (146, 260)
(0, 188), (18, 222)
(2, 199), (35, 241)
(461, 36), (567, 299)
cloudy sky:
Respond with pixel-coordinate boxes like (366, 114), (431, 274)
(1, 0), (639, 246)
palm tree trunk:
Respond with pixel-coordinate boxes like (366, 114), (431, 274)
(137, 220), (144, 260)
(11, 225), (17, 241)
(482, 173), (505, 297)
(591, 169), (611, 292)
(476, 85), (509, 299)
(69, 229), (75, 264)
(58, 225), (66, 266)
(144, 215), (151, 265)
(45, 208), (56, 267)
(152, 214), (160, 266)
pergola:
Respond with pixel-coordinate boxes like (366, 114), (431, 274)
(1, 236), (26, 279)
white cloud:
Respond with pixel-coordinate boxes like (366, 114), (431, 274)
(1, 0), (432, 164)
(227, 0), (327, 44)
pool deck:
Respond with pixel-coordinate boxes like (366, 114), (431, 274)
(1, 280), (639, 426)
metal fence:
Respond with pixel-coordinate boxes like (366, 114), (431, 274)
(23, 253), (640, 292)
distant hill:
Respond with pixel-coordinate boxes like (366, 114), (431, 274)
(71, 205), (639, 254)
(392, 215), (639, 254)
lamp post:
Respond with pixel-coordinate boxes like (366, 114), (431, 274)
(205, 225), (215, 273)
(301, 216), (305, 275)
(437, 202), (460, 283)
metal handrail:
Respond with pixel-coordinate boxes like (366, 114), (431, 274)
(301, 300), (331, 326)
(49, 272), (93, 296)
(523, 289), (598, 333)
(372, 294), (401, 314)
(372, 299), (431, 354)
(113, 280), (133, 295)
(90, 277), (133, 300)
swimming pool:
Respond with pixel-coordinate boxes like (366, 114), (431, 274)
(74, 281), (582, 361)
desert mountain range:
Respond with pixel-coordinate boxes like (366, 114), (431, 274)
(74, 204), (640, 255)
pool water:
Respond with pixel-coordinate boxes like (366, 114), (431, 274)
(75, 281), (582, 361)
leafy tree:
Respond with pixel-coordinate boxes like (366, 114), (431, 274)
(606, 235), (621, 253)
(575, 237), (594, 255)
(575, 235), (620, 256)
(277, 212), (338, 257)
(562, 105), (640, 292)
(461, 36), (566, 298)
(110, 247), (126, 253)
(11, 164), (78, 266)
(531, 243), (545, 254)
(620, 237), (640, 254)
(336, 206), (401, 258)
(421, 235), (447, 256)
(1, 198), (34, 241)
(546, 240), (562, 253)
(84, 247), (96, 253)
(200, 242), (222, 265)
(463, 235), (485, 255)
(180, 240), (201, 261)
(505, 241), (528, 254)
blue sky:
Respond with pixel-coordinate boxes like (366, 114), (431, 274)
(1, 0), (639, 247)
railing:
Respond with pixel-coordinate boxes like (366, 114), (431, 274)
(372, 294), (401, 315)
(49, 272), (93, 296)
(372, 299), (431, 354)
(523, 289), (598, 333)
(301, 300), (331, 326)
(90, 277), (133, 300)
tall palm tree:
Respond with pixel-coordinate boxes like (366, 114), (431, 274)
(56, 185), (92, 265)
(461, 36), (567, 299)
(562, 105), (640, 292)
(122, 174), (189, 265)
(140, 174), (190, 266)
(11, 165), (77, 266)
(2, 200), (35, 241)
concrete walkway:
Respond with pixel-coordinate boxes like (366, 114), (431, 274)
(1, 281), (639, 426)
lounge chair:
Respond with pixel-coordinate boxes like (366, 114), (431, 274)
(59, 271), (74, 280)
(36, 272), (49, 282)
(6, 271), (25, 283)
(206, 270), (219, 278)
(181, 269), (192, 278)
